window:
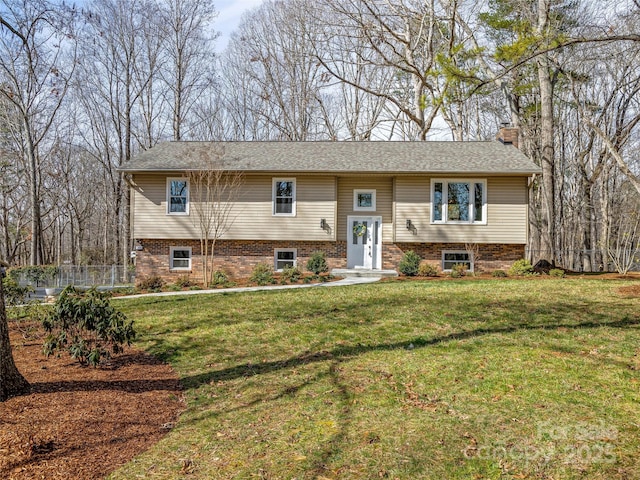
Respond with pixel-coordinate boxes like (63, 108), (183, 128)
(353, 190), (376, 211)
(274, 249), (297, 271)
(273, 178), (296, 216)
(167, 178), (189, 215)
(442, 251), (473, 272)
(170, 247), (192, 270)
(431, 179), (486, 224)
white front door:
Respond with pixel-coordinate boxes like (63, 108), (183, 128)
(347, 216), (382, 269)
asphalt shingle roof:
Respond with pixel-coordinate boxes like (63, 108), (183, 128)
(120, 141), (540, 175)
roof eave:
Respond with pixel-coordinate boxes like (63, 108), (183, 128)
(119, 167), (541, 176)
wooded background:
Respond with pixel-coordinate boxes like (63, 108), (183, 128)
(1, 0), (638, 272)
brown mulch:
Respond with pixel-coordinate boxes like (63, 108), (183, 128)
(619, 284), (640, 297)
(0, 322), (184, 480)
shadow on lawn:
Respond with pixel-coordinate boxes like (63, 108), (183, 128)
(179, 315), (640, 389)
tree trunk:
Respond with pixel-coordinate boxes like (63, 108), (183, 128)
(0, 276), (30, 401)
(24, 117), (41, 266)
(536, 0), (556, 264)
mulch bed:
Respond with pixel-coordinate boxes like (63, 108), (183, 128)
(619, 283), (640, 297)
(0, 321), (184, 480)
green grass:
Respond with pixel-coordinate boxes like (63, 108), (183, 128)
(109, 278), (640, 479)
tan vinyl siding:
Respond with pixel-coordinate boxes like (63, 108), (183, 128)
(395, 176), (528, 244)
(132, 174), (336, 241)
(132, 174), (196, 239)
(337, 177), (393, 242)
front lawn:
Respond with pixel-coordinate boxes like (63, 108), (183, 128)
(111, 277), (640, 479)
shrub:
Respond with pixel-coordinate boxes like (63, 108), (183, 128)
(492, 269), (507, 278)
(399, 250), (421, 276)
(306, 251), (328, 275)
(210, 270), (229, 287)
(136, 275), (165, 292)
(508, 259), (534, 276)
(174, 275), (196, 288)
(11, 265), (59, 286)
(280, 265), (302, 284)
(250, 263), (275, 286)
(549, 268), (565, 278)
(450, 263), (467, 278)
(42, 286), (136, 367)
(418, 262), (439, 277)
(108, 286), (136, 296)
(2, 275), (34, 305)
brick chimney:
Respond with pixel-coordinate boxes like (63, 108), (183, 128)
(496, 124), (519, 149)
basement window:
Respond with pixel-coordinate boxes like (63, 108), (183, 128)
(442, 251), (473, 272)
(170, 247), (192, 270)
(274, 249), (297, 271)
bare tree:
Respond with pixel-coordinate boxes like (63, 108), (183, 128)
(606, 193), (640, 274)
(75, 0), (165, 268)
(222, 0), (333, 141)
(0, 0), (77, 265)
(318, 0), (449, 140)
(185, 146), (243, 286)
(158, 0), (218, 141)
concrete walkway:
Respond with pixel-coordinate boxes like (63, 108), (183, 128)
(113, 275), (382, 300)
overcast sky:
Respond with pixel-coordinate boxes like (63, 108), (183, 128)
(215, 0), (264, 51)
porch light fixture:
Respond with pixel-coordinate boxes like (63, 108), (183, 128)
(406, 219), (413, 230)
(320, 218), (327, 229)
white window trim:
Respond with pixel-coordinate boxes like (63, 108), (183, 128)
(353, 189), (377, 212)
(272, 178), (296, 216)
(442, 250), (474, 272)
(166, 177), (190, 215)
(170, 246), (192, 271)
(274, 248), (297, 271)
(430, 178), (487, 225)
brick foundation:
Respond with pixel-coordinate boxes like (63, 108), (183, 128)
(386, 243), (525, 272)
(135, 239), (525, 282)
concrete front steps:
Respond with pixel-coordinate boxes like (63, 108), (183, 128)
(331, 268), (398, 279)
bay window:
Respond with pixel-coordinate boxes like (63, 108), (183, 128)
(431, 179), (486, 224)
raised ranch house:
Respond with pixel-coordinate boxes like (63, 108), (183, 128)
(121, 128), (540, 281)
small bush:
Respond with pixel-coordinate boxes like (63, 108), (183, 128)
(399, 250), (421, 276)
(108, 286), (135, 296)
(2, 276), (34, 305)
(10, 265), (59, 286)
(492, 269), (507, 278)
(306, 251), (328, 275)
(43, 286), (135, 367)
(174, 275), (196, 288)
(136, 275), (165, 292)
(508, 259), (534, 276)
(280, 265), (302, 284)
(450, 263), (467, 278)
(549, 268), (565, 278)
(210, 270), (229, 287)
(418, 262), (439, 277)
(250, 263), (275, 286)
